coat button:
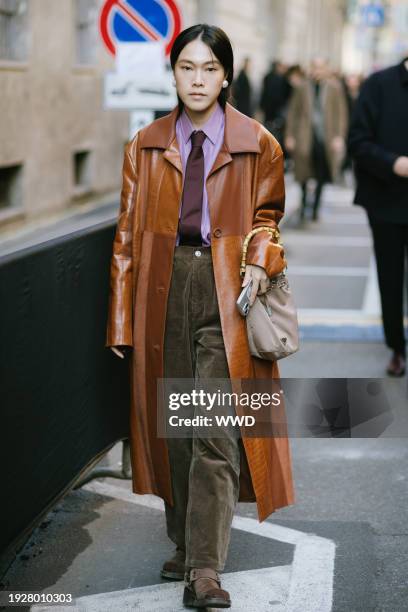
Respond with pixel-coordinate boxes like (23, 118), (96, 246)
(213, 228), (222, 238)
(157, 286), (165, 293)
(153, 344), (160, 351)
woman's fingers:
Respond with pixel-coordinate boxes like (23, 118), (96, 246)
(259, 277), (269, 294)
(242, 264), (269, 304)
(241, 268), (252, 287)
(249, 278), (259, 305)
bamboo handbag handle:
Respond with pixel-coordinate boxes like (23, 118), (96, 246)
(239, 226), (284, 277)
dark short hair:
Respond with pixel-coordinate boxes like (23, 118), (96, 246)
(169, 24), (234, 113)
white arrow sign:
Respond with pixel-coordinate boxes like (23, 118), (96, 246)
(104, 72), (177, 110)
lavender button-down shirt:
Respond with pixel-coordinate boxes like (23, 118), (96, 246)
(175, 101), (225, 246)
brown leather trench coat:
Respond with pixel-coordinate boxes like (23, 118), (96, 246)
(105, 101), (295, 522)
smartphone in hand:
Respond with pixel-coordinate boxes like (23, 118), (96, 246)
(236, 280), (253, 317)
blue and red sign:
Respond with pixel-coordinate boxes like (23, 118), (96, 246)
(99, 0), (182, 56)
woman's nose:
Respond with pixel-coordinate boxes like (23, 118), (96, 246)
(192, 71), (204, 85)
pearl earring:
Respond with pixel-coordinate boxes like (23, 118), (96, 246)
(222, 80), (228, 88)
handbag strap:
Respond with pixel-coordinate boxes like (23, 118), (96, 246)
(240, 226), (284, 277)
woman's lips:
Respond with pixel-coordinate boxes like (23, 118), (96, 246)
(189, 93), (206, 97)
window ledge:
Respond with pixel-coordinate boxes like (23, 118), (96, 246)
(72, 185), (93, 199)
(0, 60), (29, 71)
(72, 64), (97, 75)
(0, 206), (25, 226)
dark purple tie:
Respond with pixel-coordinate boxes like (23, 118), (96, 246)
(178, 130), (206, 246)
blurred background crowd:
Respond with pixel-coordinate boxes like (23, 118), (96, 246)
(231, 55), (362, 221)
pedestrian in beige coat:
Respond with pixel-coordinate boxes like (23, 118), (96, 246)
(285, 58), (348, 221)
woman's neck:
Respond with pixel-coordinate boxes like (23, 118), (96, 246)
(184, 99), (219, 128)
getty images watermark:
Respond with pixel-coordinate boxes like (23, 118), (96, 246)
(157, 378), (405, 439)
(157, 378), (285, 438)
(168, 387), (282, 422)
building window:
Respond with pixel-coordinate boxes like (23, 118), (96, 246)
(0, 0), (28, 61)
(73, 150), (92, 192)
(0, 164), (23, 210)
(75, 0), (97, 65)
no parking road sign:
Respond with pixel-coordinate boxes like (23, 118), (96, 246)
(99, 0), (182, 56)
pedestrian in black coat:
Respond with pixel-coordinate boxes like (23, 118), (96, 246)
(232, 57), (252, 117)
(260, 61), (291, 124)
(260, 61), (291, 149)
(348, 57), (408, 377)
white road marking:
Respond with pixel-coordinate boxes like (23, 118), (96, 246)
(362, 254), (381, 316)
(289, 266), (369, 276)
(298, 308), (379, 322)
(317, 214), (367, 224)
(320, 186), (354, 202)
(82, 481), (165, 510)
(30, 481), (336, 612)
(286, 235), (372, 247)
(231, 516), (336, 612)
(321, 201), (355, 208)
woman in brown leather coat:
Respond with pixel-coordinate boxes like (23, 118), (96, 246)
(106, 24), (294, 609)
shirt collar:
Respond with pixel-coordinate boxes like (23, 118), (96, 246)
(399, 57), (408, 86)
(179, 101), (225, 145)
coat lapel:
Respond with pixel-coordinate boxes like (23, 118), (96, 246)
(207, 144), (232, 178)
(162, 136), (183, 174)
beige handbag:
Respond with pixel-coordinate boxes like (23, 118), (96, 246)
(238, 226), (299, 361)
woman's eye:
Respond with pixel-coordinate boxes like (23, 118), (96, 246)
(182, 66), (191, 71)
(206, 67), (216, 72)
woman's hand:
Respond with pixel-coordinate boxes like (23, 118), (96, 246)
(241, 264), (269, 306)
(393, 156), (408, 178)
(331, 136), (345, 155)
(285, 136), (296, 152)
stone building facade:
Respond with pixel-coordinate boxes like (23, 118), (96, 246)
(0, 0), (128, 230)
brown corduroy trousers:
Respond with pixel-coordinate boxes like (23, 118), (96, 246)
(163, 245), (241, 571)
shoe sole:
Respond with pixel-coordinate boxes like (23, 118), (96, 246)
(183, 586), (231, 608)
(160, 569), (184, 581)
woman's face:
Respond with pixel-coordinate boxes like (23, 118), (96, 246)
(174, 37), (226, 113)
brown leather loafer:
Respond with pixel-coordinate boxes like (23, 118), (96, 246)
(183, 567), (231, 609)
(386, 352), (406, 377)
(161, 547), (185, 580)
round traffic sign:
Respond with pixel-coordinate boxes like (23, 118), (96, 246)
(99, 0), (182, 56)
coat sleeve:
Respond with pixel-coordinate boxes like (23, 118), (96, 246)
(105, 138), (138, 348)
(348, 75), (398, 181)
(245, 129), (287, 278)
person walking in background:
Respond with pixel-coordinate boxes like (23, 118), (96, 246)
(232, 56), (253, 117)
(260, 60), (291, 146)
(285, 58), (348, 221)
(348, 56), (408, 377)
(283, 64), (305, 170)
